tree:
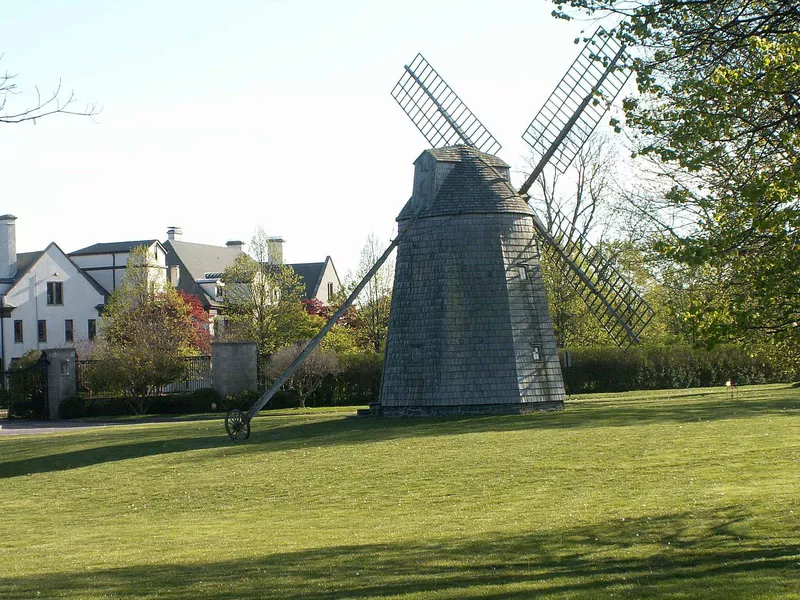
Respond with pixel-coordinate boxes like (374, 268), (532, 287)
(551, 1), (800, 351)
(526, 134), (618, 347)
(348, 233), (394, 352)
(266, 342), (341, 409)
(220, 227), (321, 356)
(90, 247), (198, 414)
(176, 291), (212, 354)
(1, 59), (100, 124)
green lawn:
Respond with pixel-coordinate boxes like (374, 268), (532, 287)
(1, 384), (798, 599)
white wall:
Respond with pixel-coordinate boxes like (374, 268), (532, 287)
(71, 243), (167, 294)
(317, 259), (342, 303)
(1, 246), (105, 364)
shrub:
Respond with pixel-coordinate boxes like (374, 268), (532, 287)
(266, 342), (341, 409)
(560, 344), (800, 395)
(220, 390), (262, 412)
(308, 350), (383, 407)
(60, 396), (87, 419)
(61, 388), (222, 418)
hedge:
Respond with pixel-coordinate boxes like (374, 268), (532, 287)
(60, 388), (222, 419)
(58, 345), (797, 417)
(560, 344), (799, 394)
(305, 351), (383, 407)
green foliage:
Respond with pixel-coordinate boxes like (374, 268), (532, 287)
(58, 396), (87, 419)
(310, 350), (384, 407)
(10, 349), (43, 370)
(561, 345), (799, 394)
(266, 342), (341, 409)
(541, 241), (692, 348)
(90, 246), (200, 414)
(4, 352), (48, 418)
(551, 0), (800, 350)
(60, 388), (222, 419)
(346, 233), (394, 352)
(219, 389), (263, 412)
(220, 228), (319, 356)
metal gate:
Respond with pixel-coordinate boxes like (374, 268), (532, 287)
(0, 353), (49, 419)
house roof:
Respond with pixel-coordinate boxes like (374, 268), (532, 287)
(70, 239), (161, 256)
(398, 145), (532, 220)
(164, 240), (243, 279)
(287, 257), (340, 299)
(289, 261), (326, 299)
(13, 250), (46, 283)
(0, 249), (46, 288)
(163, 240), (244, 308)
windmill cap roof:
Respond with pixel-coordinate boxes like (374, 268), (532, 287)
(398, 145), (532, 220)
(422, 145), (510, 168)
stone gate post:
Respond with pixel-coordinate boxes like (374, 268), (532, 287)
(44, 348), (78, 420)
(212, 342), (258, 398)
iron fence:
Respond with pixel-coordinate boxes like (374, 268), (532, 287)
(76, 355), (213, 397)
(1, 354), (49, 418)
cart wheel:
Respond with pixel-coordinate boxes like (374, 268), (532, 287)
(225, 409), (251, 441)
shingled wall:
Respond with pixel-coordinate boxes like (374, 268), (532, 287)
(376, 146), (565, 416)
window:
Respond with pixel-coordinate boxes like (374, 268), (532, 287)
(47, 281), (64, 305)
(88, 319), (97, 340)
(532, 345), (541, 361)
(38, 320), (47, 343)
(517, 266), (528, 281)
(65, 319), (74, 343)
(13, 320), (23, 343)
(327, 282), (334, 297)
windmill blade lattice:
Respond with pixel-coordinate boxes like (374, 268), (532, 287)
(520, 29), (630, 194)
(534, 210), (654, 349)
(392, 53), (501, 154)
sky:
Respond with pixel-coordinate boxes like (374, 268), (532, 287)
(1, 0), (598, 278)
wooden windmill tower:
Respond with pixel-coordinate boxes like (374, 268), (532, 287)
(224, 29), (654, 437)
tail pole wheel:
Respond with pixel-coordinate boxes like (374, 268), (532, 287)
(225, 409), (251, 441)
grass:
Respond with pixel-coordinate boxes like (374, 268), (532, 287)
(0, 384), (798, 599)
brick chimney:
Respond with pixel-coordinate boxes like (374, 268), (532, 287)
(0, 215), (17, 279)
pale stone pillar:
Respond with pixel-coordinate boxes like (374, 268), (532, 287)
(43, 348), (77, 420)
(212, 342), (257, 398)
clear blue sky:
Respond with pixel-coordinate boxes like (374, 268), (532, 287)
(2, 0), (594, 276)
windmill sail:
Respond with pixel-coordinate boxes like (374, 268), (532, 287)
(532, 211), (654, 349)
(517, 28), (653, 348)
(520, 29), (630, 195)
(392, 53), (501, 154)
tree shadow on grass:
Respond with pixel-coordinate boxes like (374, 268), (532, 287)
(1, 390), (797, 479)
(1, 506), (796, 599)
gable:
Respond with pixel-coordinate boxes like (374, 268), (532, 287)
(3, 243), (108, 307)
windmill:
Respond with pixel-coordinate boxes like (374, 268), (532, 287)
(224, 28), (654, 438)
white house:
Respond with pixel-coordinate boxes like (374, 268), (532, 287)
(0, 215), (107, 368)
(163, 227), (343, 309)
(70, 239), (168, 294)
(290, 257), (342, 303)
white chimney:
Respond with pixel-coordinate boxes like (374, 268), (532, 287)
(0, 215), (17, 279)
(267, 237), (284, 264)
(167, 226), (183, 242)
(226, 240), (244, 252)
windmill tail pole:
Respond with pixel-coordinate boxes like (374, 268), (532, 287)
(245, 233), (403, 421)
